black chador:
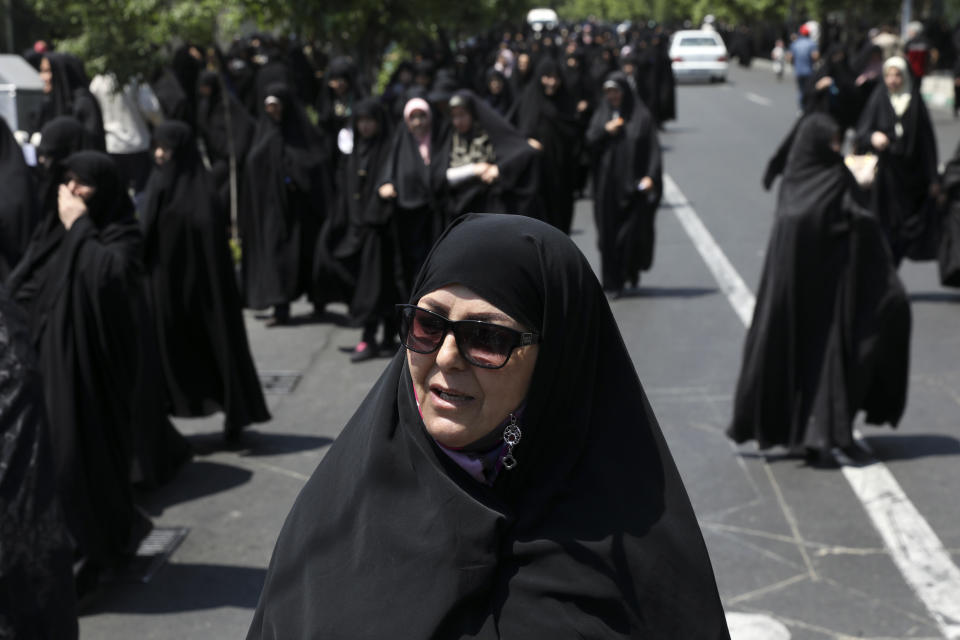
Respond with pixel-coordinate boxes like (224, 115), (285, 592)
(0, 287), (78, 639)
(513, 59), (583, 234)
(141, 121), (270, 436)
(8, 151), (152, 581)
(729, 114), (911, 458)
(196, 70), (257, 206)
(0, 115), (38, 279)
(33, 53), (105, 151)
(854, 58), (938, 264)
(435, 90), (539, 223)
(239, 82), (329, 323)
(586, 72), (662, 295)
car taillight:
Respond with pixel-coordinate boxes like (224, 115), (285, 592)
(717, 56), (728, 62)
(672, 57), (683, 62)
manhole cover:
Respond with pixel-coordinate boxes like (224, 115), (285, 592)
(109, 526), (189, 584)
(258, 371), (303, 395)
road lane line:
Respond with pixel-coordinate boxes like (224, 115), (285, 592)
(745, 92), (773, 107)
(663, 172), (960, 639)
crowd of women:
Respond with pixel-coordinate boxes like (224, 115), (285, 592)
(0, 22), (680, 637)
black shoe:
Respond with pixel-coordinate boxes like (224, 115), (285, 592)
(350, 341), (376, 363)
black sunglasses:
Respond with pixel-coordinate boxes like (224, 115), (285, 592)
(396, 304), (541, 369)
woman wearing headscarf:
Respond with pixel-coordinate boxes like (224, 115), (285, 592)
(141, 121), (271, 437)
(378, 97), (446, 298)
(7, 151), (153, 595)
(435, 90), (539, 224)
(729, 114), (911, 463)
(319, 99), (403, 362)
(0, 285), (78, 638)
(317, 56), (368, 166)
(196, 69), (257, 206)
(34, 53), (106, 151)
(240, 83), (329, 325)
(586, 71), (662, 297)
(803, 44), (860, 130)
(481, 68), (514, 117)
(512, 59), (584, 234)
(33, 116), (87, 212)
(855, 56), (938, 264)
(0, 115), (39, 279)
(247, 213), (730, 639)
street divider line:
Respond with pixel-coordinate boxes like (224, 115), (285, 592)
(745, 92), (773, 107)
(662, 173), (960, 640)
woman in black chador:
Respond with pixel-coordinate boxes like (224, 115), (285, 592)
(435, 90), (539, 224)
(7, 151), (152, 592)
(513, 58), (584, 234)
(0, 115), (38, 279)
(141, 121), (270, 437)
(196, 70), (257, 207)
(586, 71), (662, 297)
(377, 97), (445, 297)
(729, 114), (911, 462)
(0, 287), (78, 639)
(240, 82), (329, 325)
(247, 213), (730, 639)
(34, 53), (105, 151)
(855, 56), (938, 264)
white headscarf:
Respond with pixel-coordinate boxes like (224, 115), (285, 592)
(883, 56), (912, 127)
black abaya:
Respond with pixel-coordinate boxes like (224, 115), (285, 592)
(854, 80), (938, 263)
(7, 151), (152, 570)
(196, 70), (257, 206)
(0, 115), (38, 279)
(512, 59), (583, 234)
(586, 72), (663, 292)
(239, 83), (329, 310)
(248, 214), (729, 639)
(0, 286), (78, 639)
(729, 114), (911, 454)
(33, 53), (105, 151)
(141, 121), (270, 433)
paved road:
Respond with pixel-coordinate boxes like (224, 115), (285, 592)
(80, 64), (960, 639)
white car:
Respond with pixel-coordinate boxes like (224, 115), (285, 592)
(669, 30), (729, 82)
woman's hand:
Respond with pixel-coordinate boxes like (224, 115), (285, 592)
(604, 117), (624, 134)
(527, 138), (543, 151)
(58, 184), (87, 230)
(378, 183), (397, 199)
(815, 76), (834, 91)
(871, 131), (890, 151)
(638, 176), (654, 192)
(480, 164), (500, 184)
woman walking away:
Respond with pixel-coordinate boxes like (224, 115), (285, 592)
(729, 114), (911, 464)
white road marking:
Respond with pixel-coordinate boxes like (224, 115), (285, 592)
(663, 172), (960, 639)
(726, 612), (792, 639)
(745, 92), (773, 107)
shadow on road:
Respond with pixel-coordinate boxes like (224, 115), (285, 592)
(625, 286), (719, 299)
(863, 433), (960, 461)
(86, 563), (266, 614)
(138, 460), (254, 516)
(184, 430), (333, 457)
(908, 291), (960, 304)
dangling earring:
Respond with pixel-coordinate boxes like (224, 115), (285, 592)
(501, 413), (522, 470)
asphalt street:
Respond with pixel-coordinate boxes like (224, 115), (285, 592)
(80, 63), (960, 640)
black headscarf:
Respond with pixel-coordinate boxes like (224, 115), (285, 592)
(38, 53), (105, 150)
(248, 213), (729, 639)
(482, 68), (514, 116)
(196, 70), (257, 174)
(0, 115), (38, 279)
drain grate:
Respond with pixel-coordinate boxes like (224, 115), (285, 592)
(109, 526), (189, 584)
(258, 371), (303, 395)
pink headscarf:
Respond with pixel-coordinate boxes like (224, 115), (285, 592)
(403, 98), (432, 166)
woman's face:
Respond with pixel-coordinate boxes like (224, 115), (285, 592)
(451, 105), (473, 134)
(517, 53), (531, 73)
(605, 86), (623, 110)
(408, 284), (539, 449)
(884, 66), (904, 93)
(406, 109), (429, 137)
(355, 115), (379, 139)
(64, 171), (96, 201)
(154, 145), (173, 166)
(40, 57), (53, 94)
(488, 76), (503, 95)
(265, 99), (284, 122)
(541, 73), (559, 95)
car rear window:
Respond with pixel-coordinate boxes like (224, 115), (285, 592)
(679, 37), (720, 47)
